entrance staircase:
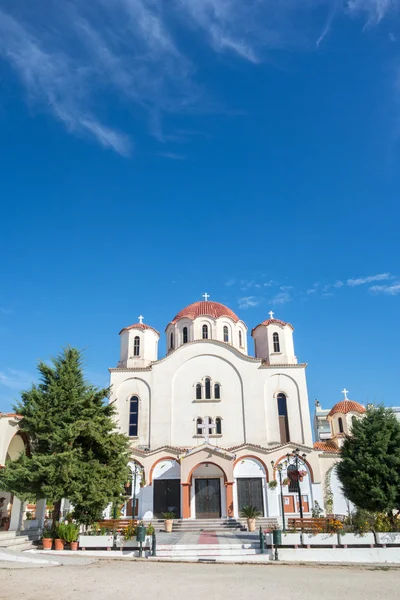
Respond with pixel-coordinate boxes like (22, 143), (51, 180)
(163, 517), (278, 533)
(0, 529), (40, 552)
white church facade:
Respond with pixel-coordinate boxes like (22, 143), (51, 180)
(109, 297), (362, 522)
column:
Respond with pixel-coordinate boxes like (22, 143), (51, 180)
(35, 499), (47, 529)
(9, 496), (22, 531)
(181, 483), (191, 519)
(225, 482), (234, 518)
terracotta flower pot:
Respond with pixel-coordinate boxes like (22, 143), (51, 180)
(164, 519), (173, 533)
(3, 521), (10, 532)
(70, 541), (79, 551)
(54, 538), (65, 551)
(247, 518), (256, 532)
(42, 538), (53, 550)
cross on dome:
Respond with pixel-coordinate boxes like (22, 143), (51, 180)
(138, 315), (144, 324)
(341, 388), (349, 400)
(202, 293), (210, 301)
(268, 310), (274, 319)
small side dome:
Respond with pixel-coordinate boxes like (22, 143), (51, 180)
(328, 400), (365, 417)
(251, 317), (294, 335)
(119, 322), (160, 336)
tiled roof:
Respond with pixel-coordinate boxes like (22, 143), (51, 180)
(251, 318), (294, 334)
(314, 441), (340, 453)
(119, 323), (160, 336)
(328, 400), (366, 417)
(170, 301), (240, 325)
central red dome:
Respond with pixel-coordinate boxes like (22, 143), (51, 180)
(170, 301), (240, 324)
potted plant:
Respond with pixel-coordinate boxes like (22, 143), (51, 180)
(2, 517), (10, 532)
(268, 480), (278, 490)
(63, 522), (80, 551)
(162, 511), (175, 533)
(240, 505), (262, 532)
(42, 527), (54, 550)
(282, 478), (291, 487)
(79, 522), (114, 550)
(54, 522), (68, 551)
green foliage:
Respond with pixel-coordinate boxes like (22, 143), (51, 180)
(337, 406), (400, 521)
(42, 527), (54, 539)
(239, 505), (262, 519)
(268, 480), (278, 489)
(62, 522), (80, 543)
(162, 511), (176, 520)
(123, 522), (137, 540)
(0, 348), (131, 526)
(341, 509), (400, 534)
(146, 523), (155, 535)
(25, 511), (33, 520)
(56, 522), (69, 541)
(311, 501), (323, 518)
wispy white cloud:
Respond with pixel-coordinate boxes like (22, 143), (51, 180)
(0, 368), (34, 391)
(347, 273), (393, 286)
(225, 278), (237, 287)
(346, 0), (398, 25)
(158, 152), (186, 160)
(238, 296), (262, 309)
(369, 282), (400, 295)
(271, 291), (291, 305)
(0, 1), (398, 154)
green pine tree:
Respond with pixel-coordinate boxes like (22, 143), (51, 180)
(337, 405), (400, 524)
(0, 348), (130, 525)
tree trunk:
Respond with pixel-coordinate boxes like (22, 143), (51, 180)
(53, 500), (62, 527)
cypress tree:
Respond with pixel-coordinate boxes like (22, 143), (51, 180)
(0, 348), (130, 524)
(337, 405), (400, 523)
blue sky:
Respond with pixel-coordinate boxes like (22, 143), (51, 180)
(1, 1), (400, 418)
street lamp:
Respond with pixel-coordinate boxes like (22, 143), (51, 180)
(285, 448), (307, 520)
(271, 460), (286, 532)
(130, 461), (143, 521)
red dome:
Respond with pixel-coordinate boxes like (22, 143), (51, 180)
(170, 301), (240, 325)
(251, 318), (293, 335)
(328, 400), (365, 417)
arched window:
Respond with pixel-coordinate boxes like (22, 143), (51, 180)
(277, 393), (290, 443)
(183, 327), (188, 344)
(205, 378), (211, 399)
(338, 417), (344, 433)
(239, 330), (243, 347)
(133, 336), (140, 357)
(129, 396), (139, 437)
(223, 325), (229, 342)
(273, 332), (280, 353)
(202, 324), (209, 339)
(196, 418), (203, 435)
(196, 383), (202, 400)
(215, 417), (222, 435)
(170, 332), (174, 350)
(214, 383), (221, 399)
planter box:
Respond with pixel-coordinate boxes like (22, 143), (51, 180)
(338, 533), (375, 546)
(375, 532), (400, 545)
(280, 533), (302, 546)
(121, 535), (152, 549)
(23, 519), (39, 530)
(79, 535), (114, 550)
(303, 533), (338, 546)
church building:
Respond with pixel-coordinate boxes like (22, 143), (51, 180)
(109, 296), (349, 522)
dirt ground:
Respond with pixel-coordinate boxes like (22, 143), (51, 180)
(1, 560), (399, 600)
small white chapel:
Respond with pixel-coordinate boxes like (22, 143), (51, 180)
(109, 295), (366, 522)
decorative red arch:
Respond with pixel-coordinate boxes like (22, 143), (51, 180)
(149, 456), (180, 485)
(233, 455), (270, 482)
(186, 461), (228, 485)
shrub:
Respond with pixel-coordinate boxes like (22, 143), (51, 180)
(240, 505), (262, 519)
(63, 523), (80, 543)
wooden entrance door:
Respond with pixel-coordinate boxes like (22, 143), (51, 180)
(237, 478), (264, 515)
(153, 479), (181, 518)
(195, 479), (221, 519)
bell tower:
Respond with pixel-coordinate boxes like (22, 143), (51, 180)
(251, 312), (297, 364)
(118, 316), (159, 368)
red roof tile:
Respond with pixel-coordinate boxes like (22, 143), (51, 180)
(314, 441), (340, 453)
(170, 301), (240, 325)
(119, 323), (160, 336)
(328, 400), (366, 417)
(251, 318), (293, 334)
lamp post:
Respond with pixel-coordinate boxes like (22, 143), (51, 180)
(131, 461), (143, 521)
(271, 460), (286, 532)
(286, 448), (307, 520)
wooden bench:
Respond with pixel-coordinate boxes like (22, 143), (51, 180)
(288, 518), (330, 532)
(97, 519), (138, 532)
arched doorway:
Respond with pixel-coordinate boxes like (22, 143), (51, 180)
(233, 457), (268, 518)
(190, 463), (226, 519)
(151, 459), (181, 519)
